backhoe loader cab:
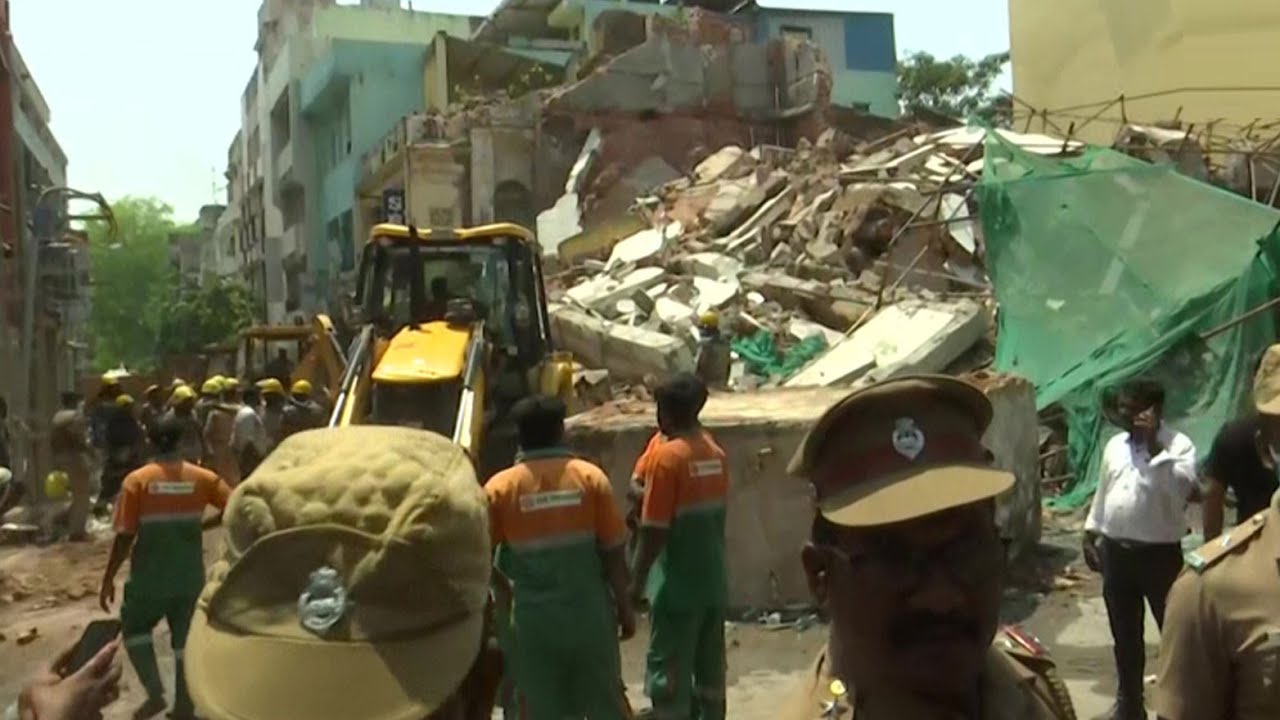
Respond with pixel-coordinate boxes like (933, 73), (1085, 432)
(334, 223), (570, 476)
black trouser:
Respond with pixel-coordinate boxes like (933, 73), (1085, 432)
(1100, 536), (1184, 709)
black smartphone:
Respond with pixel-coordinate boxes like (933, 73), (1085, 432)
(67, 619), (122, 674)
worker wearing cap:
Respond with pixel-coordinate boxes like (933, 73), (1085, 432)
(201, 381), (240, 487)
(777, 375), (1075, 719)
(196, 377), (225, 430)
(280, 379), (325, 441)
(185, 426), (503, 720)
(140, 385), (165, 436)
(485, 395), (635, 719)
(99, 415), (232, 720)
(90, 375), (123, 451)
(256, 378), (287, 449)
(630, 372), (729, 720)
(94, 394), (146, 517)
(693, 311), (731, 390)
(1154, 344), (1280, 719)
(165, 386), (206, 466)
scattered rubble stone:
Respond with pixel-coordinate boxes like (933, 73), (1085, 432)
(544, 122), (1085, 388)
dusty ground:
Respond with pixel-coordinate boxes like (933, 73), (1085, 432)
(0, 520), (1144, 720)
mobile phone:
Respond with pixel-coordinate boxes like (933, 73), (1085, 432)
(67, 619), (122, 674)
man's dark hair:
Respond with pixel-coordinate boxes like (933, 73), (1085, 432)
(148, 416), (183, 456)
(242, 386), (261, 404)
(60, 392), (80, 409)
(655, 372), (709, 428)
(0, 395), (7, 416)
(512, 395), (566, 451)
(1119, 378), (1165, 410)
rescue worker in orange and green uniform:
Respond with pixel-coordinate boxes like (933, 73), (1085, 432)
(98, 415), (232, 720)
(631, 372), (729, 720)
(485, 395), (636, 720)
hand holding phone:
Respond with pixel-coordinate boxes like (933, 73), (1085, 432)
(67, 620), (122, 674)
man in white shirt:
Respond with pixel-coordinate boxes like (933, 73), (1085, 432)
(1084, 379), (1197, 720)
(231, 384), (268, 482)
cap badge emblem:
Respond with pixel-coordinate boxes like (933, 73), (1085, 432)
(298, 566), (348, 636)
(892, 418), (925, 461)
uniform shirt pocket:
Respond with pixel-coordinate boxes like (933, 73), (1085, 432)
(1238, 634), (1280, 711)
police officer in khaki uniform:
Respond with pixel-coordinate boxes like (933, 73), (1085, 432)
(1153, 343), (1280, 720)
(780, 375), (1075, 719)
(185, 426), (502, 720)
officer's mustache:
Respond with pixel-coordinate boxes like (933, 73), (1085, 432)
(890, 613), (980, 646)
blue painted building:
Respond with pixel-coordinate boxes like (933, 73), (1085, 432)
(750, 6), (899, 117)
(298, 39), (459, 303)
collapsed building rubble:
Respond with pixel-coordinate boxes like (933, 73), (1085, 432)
(546, 120), (1085, 395)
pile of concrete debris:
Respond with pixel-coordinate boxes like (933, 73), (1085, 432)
(547, 124), (1083, 400)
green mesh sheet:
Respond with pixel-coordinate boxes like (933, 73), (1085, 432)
(978, 132), (1280, 509)
(732, 332), (828, 380)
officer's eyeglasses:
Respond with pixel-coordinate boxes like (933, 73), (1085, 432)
(826, 531), (1007, 592)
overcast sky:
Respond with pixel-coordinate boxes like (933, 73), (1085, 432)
(12, 0), (1010, 223)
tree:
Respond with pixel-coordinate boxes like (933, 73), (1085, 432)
(85, 197), (181, 371)
(85, 197), (255, 371)
(897, 51), (1012, 126)
(154, 278), (256, 358)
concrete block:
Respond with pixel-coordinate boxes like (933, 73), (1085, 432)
(969, 372), (1042, 561)
(565, 266), (666, 311)
(788, 318), (844, 347)
(683, 252), (744, 281)
(707, 172), (788, 236)
(785, 300), (988, 388)
(536, 192), (583, 257)
(695, 145), (756, 184)
(691, 276), (740, 310)
(741, 272), (827, 309)
(551, 306), (694, 382)
(565, 387), (857, 608)
(605, 221), (682, 271)
(654, 296), (697, 327)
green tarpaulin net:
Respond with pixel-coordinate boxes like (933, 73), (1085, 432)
(977, 133), (1280, 509)
(732, 331), (828, 381)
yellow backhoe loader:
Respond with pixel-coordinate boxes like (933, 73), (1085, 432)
(329, 222), (573, 478)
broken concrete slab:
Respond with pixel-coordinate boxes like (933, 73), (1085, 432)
(551, 306), (694, 382)
(682, 252), (743, 281)
(741, 272), (828, 309)
(691, 276), (740, 310)
(565, 266), (667, 311)
(788, 318), (845, 347)
(785, 299), (989, 387)
(654, 296), (697, 327)
(604, 221), (683, 271)
(967, 371), (1042, 561)
(695, 145), (756, 184)
(706, 171), (788, 236)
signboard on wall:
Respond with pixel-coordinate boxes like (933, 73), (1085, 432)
(382, 189), (406, 225)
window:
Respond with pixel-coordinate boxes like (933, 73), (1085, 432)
(339, 210), (354, 271)
(779, 24), (813, 42)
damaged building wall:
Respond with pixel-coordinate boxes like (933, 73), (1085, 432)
(564, 380), (1041, 609)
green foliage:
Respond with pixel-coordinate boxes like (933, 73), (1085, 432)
(154, 278), (256, 358)
(897, 51), (1011, 126)
(86, 197), (255, 371)
(86, 197), (180, 371)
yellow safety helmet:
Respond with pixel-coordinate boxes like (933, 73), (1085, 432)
(115, 394), (135, 408)
(101, 373), (121, 388)
(201, 378), (224, 395)
(170, 377), (188, 390)
(291, 379), (313, 396)
(697, 310), (720, 328)
(256, 378), (285, 396)
(45, 471), (69, 501)
(170, 385), (197, 405)
(222, 378), (241, 392)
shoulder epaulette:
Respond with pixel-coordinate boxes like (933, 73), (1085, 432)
(995, 626), (1076, 720)
(1186, 511), (1267, 573)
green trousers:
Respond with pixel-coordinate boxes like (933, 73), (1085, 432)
(121, 593), (198, 717)
(510, 602), (631, 720)
(644, 605), (726, 720)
